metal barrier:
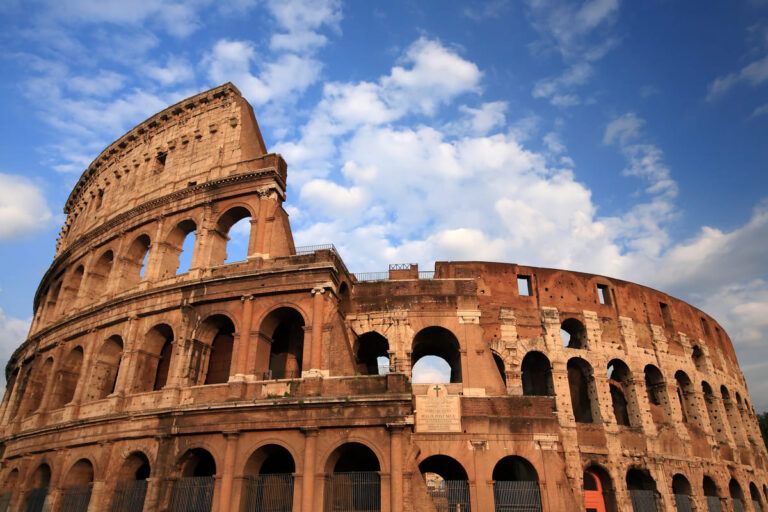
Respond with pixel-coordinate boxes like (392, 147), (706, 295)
(674, 494), (693, 512)
(295, 244), (338, 255)
(242, 474), (294, 512)
(352, 272), (389, 282)
(754, 500), (764, 512)
(0, 493), (10, 512)
(324, 472), (380, 512)
(629, 490), (658, 512)
(706, 496), (722, 512)
(111, 479), (148, 512)
(427, 480), (470, 512)
(734, 498), (745, 512)
(169, 476), (215, 512)
(493, 481), (542, 512)
(60, 485), (92, 512)
(24, 488), (47, 512)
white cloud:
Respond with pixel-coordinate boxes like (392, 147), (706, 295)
(707, 55), (768, 100)
(266, 0), (342, 52)
(144, 56), (195, 85)
(300, 179), (368, 216)
(0, 173), (54, 239)
(67, 70), (126, 97)
(532, 62), (593, 107)
(526, 0), (619, 58)
(0, 308), (30, 393)
(751, 102), (768, 118)
(456, 102), (508, 135)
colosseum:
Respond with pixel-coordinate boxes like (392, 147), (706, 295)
(0, 82), (766, 512)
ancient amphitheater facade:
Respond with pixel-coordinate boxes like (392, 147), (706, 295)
(0, 83), (766, 512)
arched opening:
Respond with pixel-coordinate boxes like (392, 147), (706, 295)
(492, 456), (541, 512)
(61, 458), (94, 511)
(122, 234), (151, 288)
(702, 382), (728, 443)
(355, 332), (390, 376)
(21, 357), (52, 417)
(199, 315), (235, 385)
(750, 482), (764, 512)
(568, 357), (599, 423)
(61, 265), (85, 308)
(170, 448), (216, 512)
(86, 249), (114, 301)
(730, 478), (745, 511)
(44, 280), (63, 321)
(259, 308), (305, 379)
(703, 476), (721, 511)
(25, 463), (51, 512)
(212, 206), (252, 265)
(720, 386), (745, 445)
(0, 468), (18, 511)
(521, 351), (554, 396)
(608, 359), (639, 427)
(644, 365), (671, 424)
(411, 327), (462, 384)
(86, 335), (123, 401)
(242, 445), (296, 512)
(692, 345), (707, 373)
(561, 318), (587, 349)
(339, 283), (351, 316)
(419, 455), (470, 512)
(672, 474), (692, 512)
(112, 452), (151, 512)
(132, 324), (174, 393)
(159, 219), (197, 278)
(735, 392), (754, 443)
(675, 370), (701, 427)
(492, 351), (506, 387)
(626, 468), (658, 512)
(583, 465), (617, 512)
(51, 346), (84, 409)
(325, 443), (381, 512)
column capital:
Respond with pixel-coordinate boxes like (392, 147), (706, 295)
(311, 286), (326, 296)
(301, 426), (320, 436)
(223, 430), (240, 440)
(241, 294), (254, 302)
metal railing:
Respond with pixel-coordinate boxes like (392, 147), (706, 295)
(295, 244), (337, 255)
(60, 485), (92, 512)
(111, 479), (148, 512)
(259, 370), (301, 381)
(0, 493), (10, 512)
(706, 496), (722, 512)
(324, 472), (380, 512)
(629, 490), (658, 512)
(242, 474), (294, 512)
(674, 494), (693, 512)
(353, 271), (435, 282)
(24, 488), (47, 512)
(733, 498), (745, 512)
(493, 481), (542, 512)
(753, 500), (764, 512)
(169, 476), (215, 512)
(428, 480), (471, 512)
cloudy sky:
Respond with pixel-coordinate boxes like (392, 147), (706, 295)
(0, 0), (767, 408)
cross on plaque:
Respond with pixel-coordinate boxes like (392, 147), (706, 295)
(433, 385), (442, 393)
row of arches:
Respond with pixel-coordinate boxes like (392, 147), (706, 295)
(38, 205), (259, 327)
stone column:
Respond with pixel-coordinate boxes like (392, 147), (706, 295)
(388, 425), (405, 510)
(301, 428), (318, 512)
(113, 315), (140, 397)
(235, 295), (254, 377)
(144, 435), (172, 511)
(218, 432), (240, 511)
(309, 287), (325, 373)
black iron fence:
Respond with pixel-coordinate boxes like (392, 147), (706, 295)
(427, 480), (470, 512)
(324, 472), (380, 512)
(295, 244), (338, 256)
(706, 496), (722, 512)
(674, 494), (693, 512)
(753, 500), (764, 512)
(258, 370), (301, 381)
(0, 493), (10, 512)
(60, 484), (92, 512)
(169, 476), (215, 512)
(24, 488), (47, 512)
(242, 473), (294, 512)
(493, 481), (542, 512)
(629, 490), (658, 512)
(111, 479), (148, 512)
(733, 498), (745, 512)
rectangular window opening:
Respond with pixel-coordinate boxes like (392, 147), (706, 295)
(597, 284), (611, 305)
(700, 317), (711, 337)
(660, 302), (673, 329)
(517, 275), (532, 296)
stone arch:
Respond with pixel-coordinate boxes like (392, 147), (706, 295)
(750, 482), (764, 512)
(121, 233), (151, 289)
(418, 454), (470, 512)
(133, 323), (174, 393)
(85, 335), (123, 401)
(51, 345), (84, 409)
(607, 359), (640, 427)
(644, 364), (672, 424)
(561, 317), (588, 349)
(0, 467), (19, 508)
(170, 448), (217, 512)
(44, 280), (63, 321)
(491, 349), (506, 387)
(701, 381), (728, 443)
(521, 351), (554, 396)
(720, 385), (745, 444)
(493, 456), (542, 512)
(354, 332), (390, 375)
(212, 205), (254, 265)
(159, 219), (198, 278)
(567, 357), (600, 423)
(583, 464), (618, 512)
(25, 463), (51, 512)
(411, 326), (462, 384)
(60, 264), (85, 308)
(324, 442), (381, 512)
(60, 458), (94, 511)
(110, 450), (151, 512)
(674, 370), (701, 427)
(626, 467), (658, 512)
(196, 314), (235, 385)
(672, 473), (693, 511)
(21, 356), (53, 417)
(691, 345), (707, 373)
(85, 249), (114, 301)
(241, 444), (296, 512)
(703, 475), (721, 509)
(259, 307), (305, 379)
(730, 478), (746, 510)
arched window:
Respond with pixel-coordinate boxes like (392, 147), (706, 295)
(112, 452), (150, 512)
(198, 315), (235, 385)
(672, 474), (692, 512)
(521, 351), (553, 396)
(411, 327), (462, 384)
(735, 392), (754, 443)
(259, 308), (305, 379)
(25, 463), (51, 512)
(675, 370), (701, 427)
(61, 459), (94, 511)
(86, 335), (123, 401)
(720, 386), (746, 445)
(702, 381), (728, 443)
(626, 468), (658, 512)
(212, 206), (252, 265)
(750, 482), (764, 512)
(644, 365), (672, 424)
(583, 465), (617, 512)
(492, 351), (507, 387)
(730, 478), (746, 511)
(0, 468), (19, 510)
(355, 332), (390, 375)
(171, 449), (216, 512)
(122, 234), (151, 289)
(21, 357), (53, 417)
(325, 443), (381, 512)
(567, 357), (599, 424)
(51, 346), (84, 409)
(691, 345), (707, 373)
(493, 456), (542, 511)
(561, 318), (587, 349)
(61, 265), (85, 307)
(133, 324), (174, 393)
(44, 281), (63, 321)
(703, 476), (721, 511)
(419, 455), (470, 512)
(86, 250), (114, 301)
(607, 359), (639, 427)
(242, 445), (296, 511)
(158, 220), (197, 278)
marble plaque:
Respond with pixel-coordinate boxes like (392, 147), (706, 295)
(415, 384), (461, 433)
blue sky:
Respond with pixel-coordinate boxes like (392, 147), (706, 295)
(0, 0), (767, 408)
